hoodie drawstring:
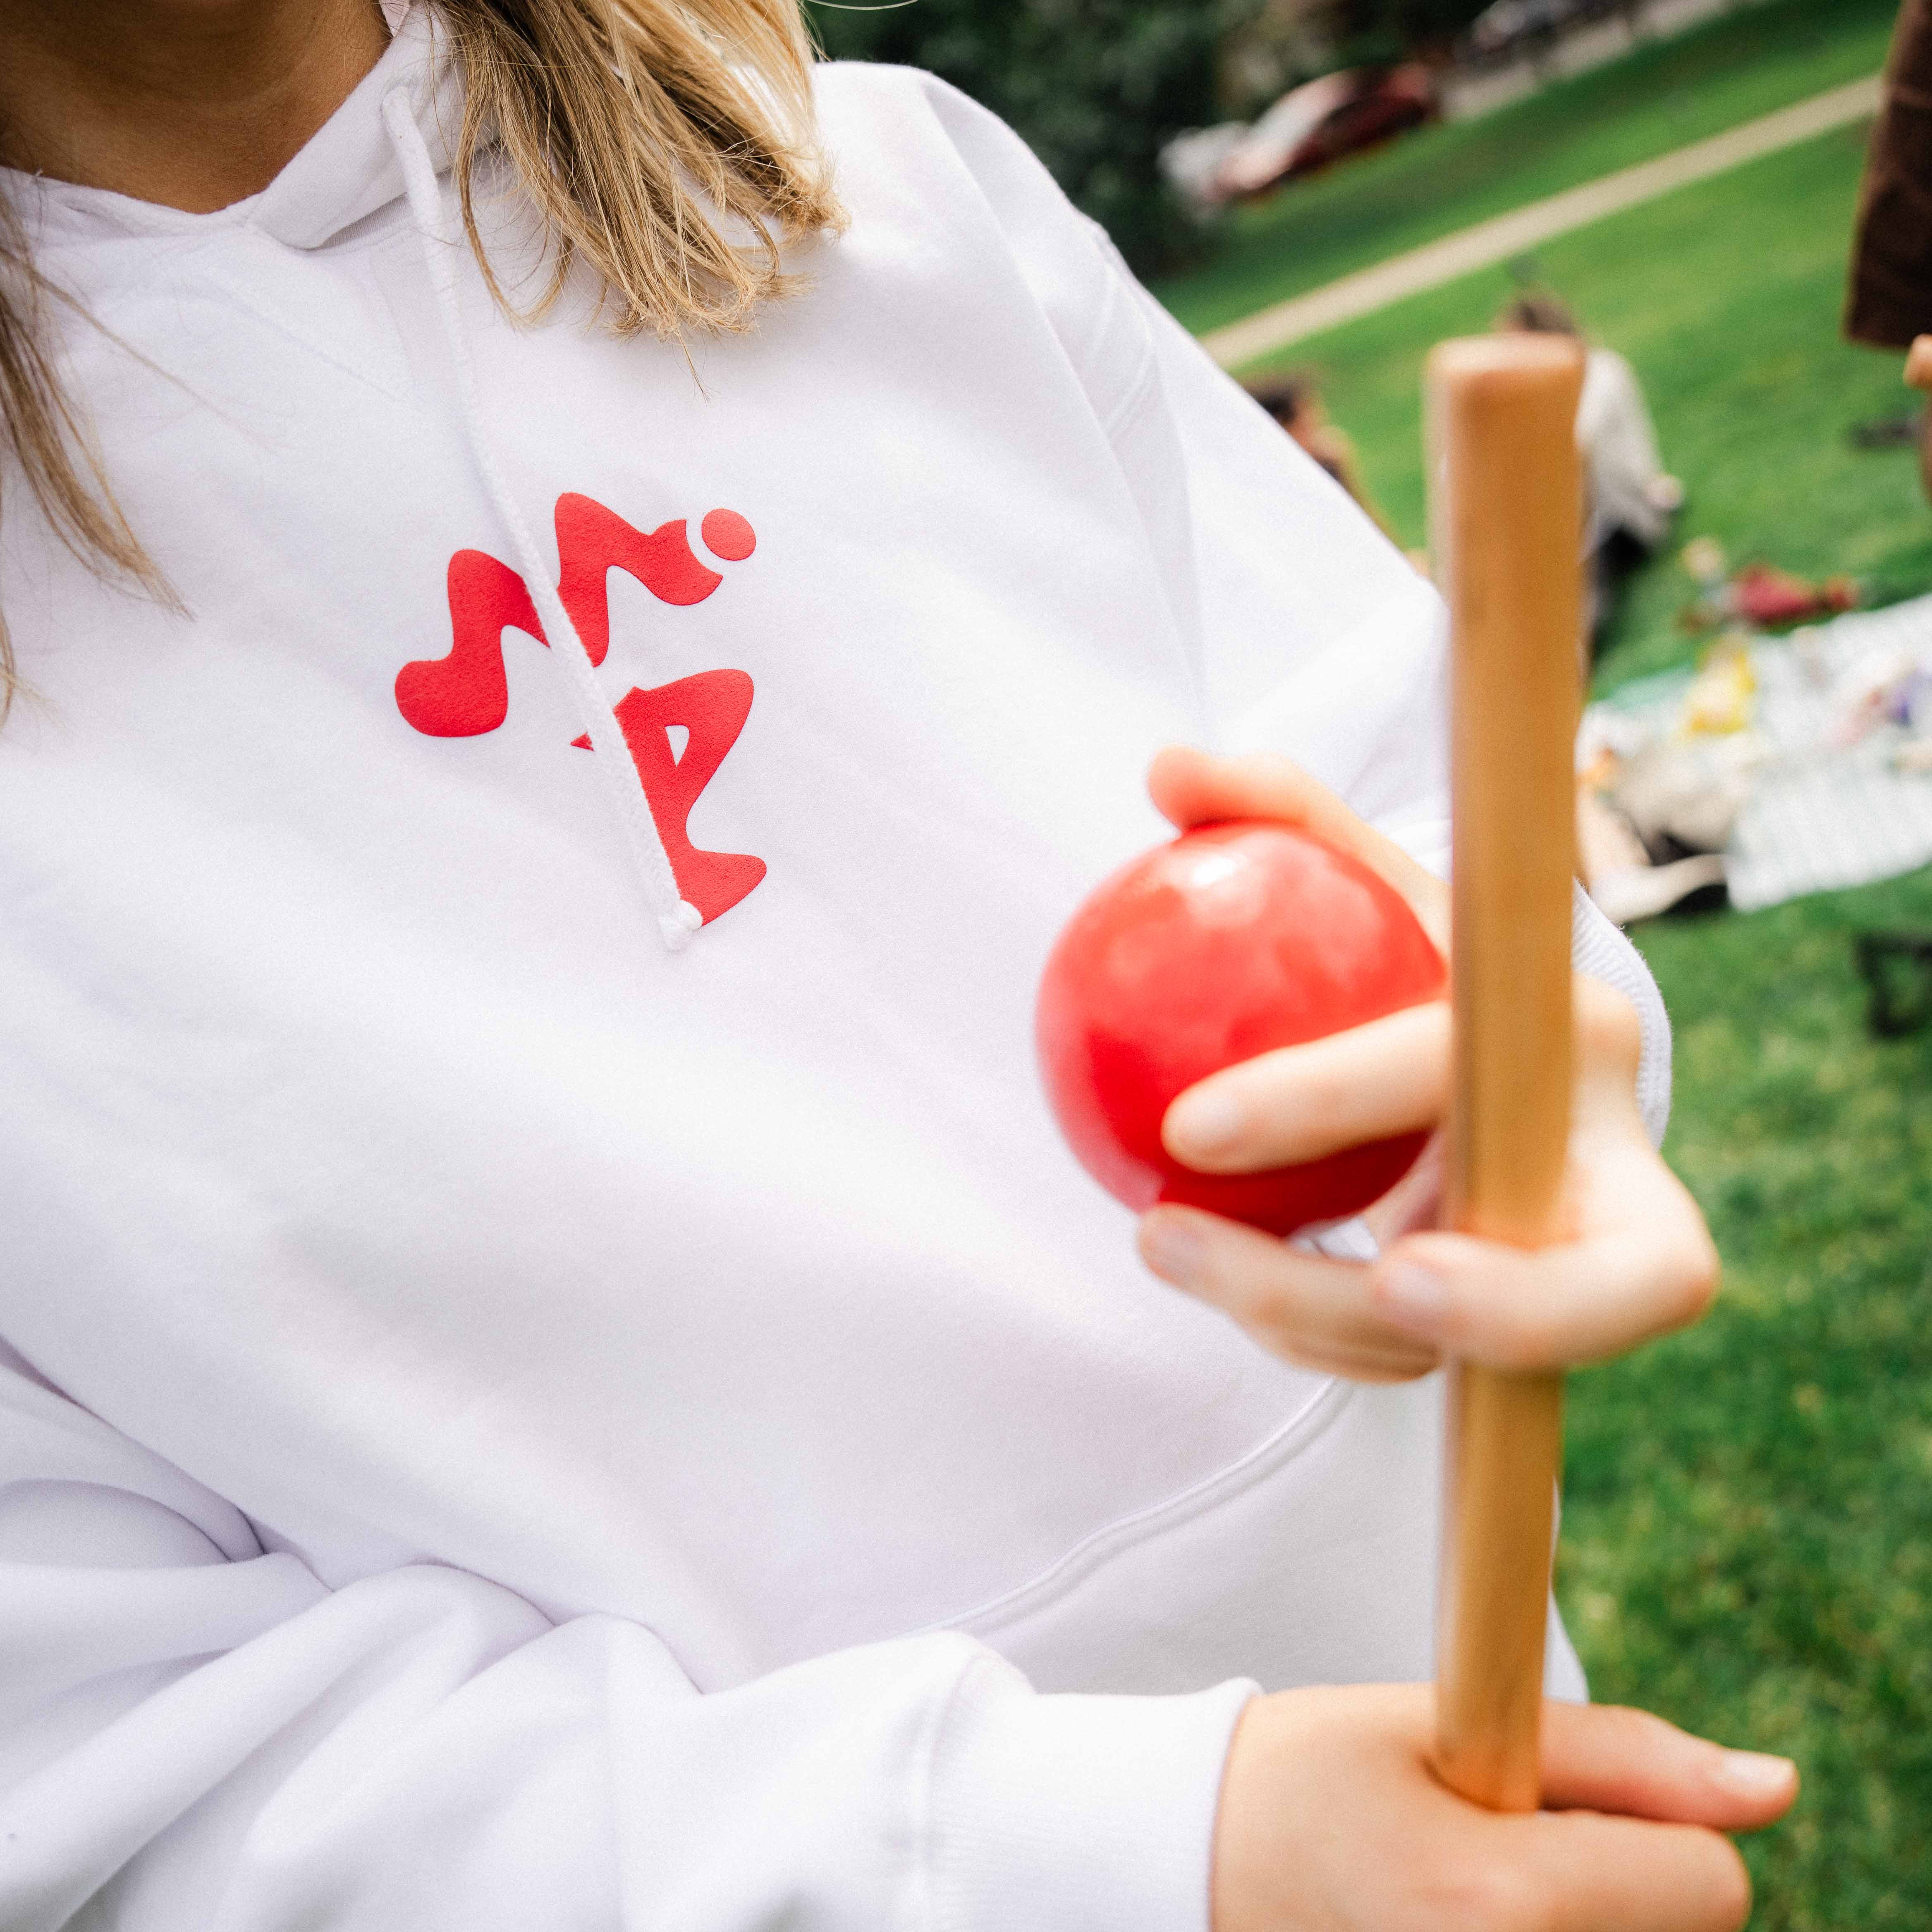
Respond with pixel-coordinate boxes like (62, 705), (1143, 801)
(380, 89), (704, 954)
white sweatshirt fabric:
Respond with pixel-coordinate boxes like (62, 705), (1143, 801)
(0, 11), (1671, 1930)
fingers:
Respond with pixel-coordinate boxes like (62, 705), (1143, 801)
(1143, 1150), (1716, 1378)
(1148, 744), (1371, 847)
(1147, 746), (1450, 949)
(1166, 981), (1640, 1184)
(1540, 1701), (1799, 1834)
(1454, 1703), (1794, 1932)
(1152, 982), (1715, 1372)
(1138, 1205), (1440, 1381)
(1215, 1684), (1788, 1932)
(1366, 1159), (1719, 1370)
(1482, 1809), (1754, 1932)
(1574, 972), (1644, 1095)
(1164, 1002), (1450, 1173)
(1471, 1703), (1800, 1932)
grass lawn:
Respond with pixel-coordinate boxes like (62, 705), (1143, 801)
(1153, 0), (1901, 338)
(1234, 117), (1932, 693)
(1576, 873), (1932, 1927)
(1182, 83), (1932, 1929)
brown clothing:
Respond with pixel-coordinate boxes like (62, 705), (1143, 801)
(1849, 0), (1932, 348)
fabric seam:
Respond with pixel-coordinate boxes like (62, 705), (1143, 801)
(912, 1647), (978, 1932)
(918, 1376), (1354, 1643)
(193, 256), (414, 406)
(1100, 348), (1162, 445)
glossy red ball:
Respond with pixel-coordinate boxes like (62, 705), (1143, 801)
(1036, 819), (1447, 1237)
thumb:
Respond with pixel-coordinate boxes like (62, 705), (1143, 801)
(1146, 746), (1449, 949)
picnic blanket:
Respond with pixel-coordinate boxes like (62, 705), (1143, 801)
(1583, 593), (1932, 913)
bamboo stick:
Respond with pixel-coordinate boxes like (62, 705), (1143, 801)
(1425, 334), (1586, 1813)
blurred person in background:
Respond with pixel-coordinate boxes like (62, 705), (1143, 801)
(1499, 290), (1685, 644)
(1245, 372), (1394, 533)
(1848, 0), (1932, 501)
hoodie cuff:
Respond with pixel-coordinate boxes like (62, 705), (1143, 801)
(1571, 882), (1673, 1146)
(924, 1658), (1256, 1932)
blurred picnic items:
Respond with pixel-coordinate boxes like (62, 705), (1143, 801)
(1675, 534), (1859, 633)
(1578, 578), (1932, 925)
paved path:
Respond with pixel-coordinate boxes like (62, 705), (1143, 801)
(1201, 73), (1882, 370)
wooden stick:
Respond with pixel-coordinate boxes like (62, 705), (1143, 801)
(1425, 335), (1585, 1814)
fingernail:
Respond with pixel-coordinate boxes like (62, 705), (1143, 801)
(1167, 1088), (1245, 1159)
(1716, 1750), (1793, 1798)
(1377, 1259), (1449, 1327)
(1140, 1214), (1208, 1290)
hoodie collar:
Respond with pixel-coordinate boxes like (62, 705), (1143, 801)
(255, 3), (463, 251)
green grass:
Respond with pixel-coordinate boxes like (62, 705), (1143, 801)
(1233, 118), (1932, 694)
(1153, 0), (1900, 336)
(1568, 872), (1932, 1927)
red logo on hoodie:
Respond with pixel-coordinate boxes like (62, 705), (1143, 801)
(395, 495), (764, 925)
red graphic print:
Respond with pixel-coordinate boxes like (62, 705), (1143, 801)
(396, 493), (764, 925)
(573, 672), (765, 923)
(397, 550), (543, 738)
(700, 509), (756, 563)
(554, 493), (724, 663)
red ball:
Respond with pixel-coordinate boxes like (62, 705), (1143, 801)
(1036, 819), (1446, 1237)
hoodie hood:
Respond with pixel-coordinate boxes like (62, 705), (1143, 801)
(262, 4), (461, 252)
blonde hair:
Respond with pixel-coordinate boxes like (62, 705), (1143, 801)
(0, 0), (842, 715)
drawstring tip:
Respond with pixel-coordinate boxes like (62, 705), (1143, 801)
(658, 901), (704, 951)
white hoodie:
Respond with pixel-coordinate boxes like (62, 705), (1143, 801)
(0, 12), (1669, 1930)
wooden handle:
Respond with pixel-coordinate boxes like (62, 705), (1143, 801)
(1425, 335), (1585, 1813)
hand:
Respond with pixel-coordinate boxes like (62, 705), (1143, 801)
(1213, 1685), (1796, 1932)
(1135, 748), (1719, 1380)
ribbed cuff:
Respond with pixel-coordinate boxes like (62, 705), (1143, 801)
(923, 1660), (1256, 1932)
(1571, 882), (1673, 1146)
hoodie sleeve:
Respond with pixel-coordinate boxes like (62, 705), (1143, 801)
(912, 70), (1669, 1144)
(0, 1348), (1253, 1931)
